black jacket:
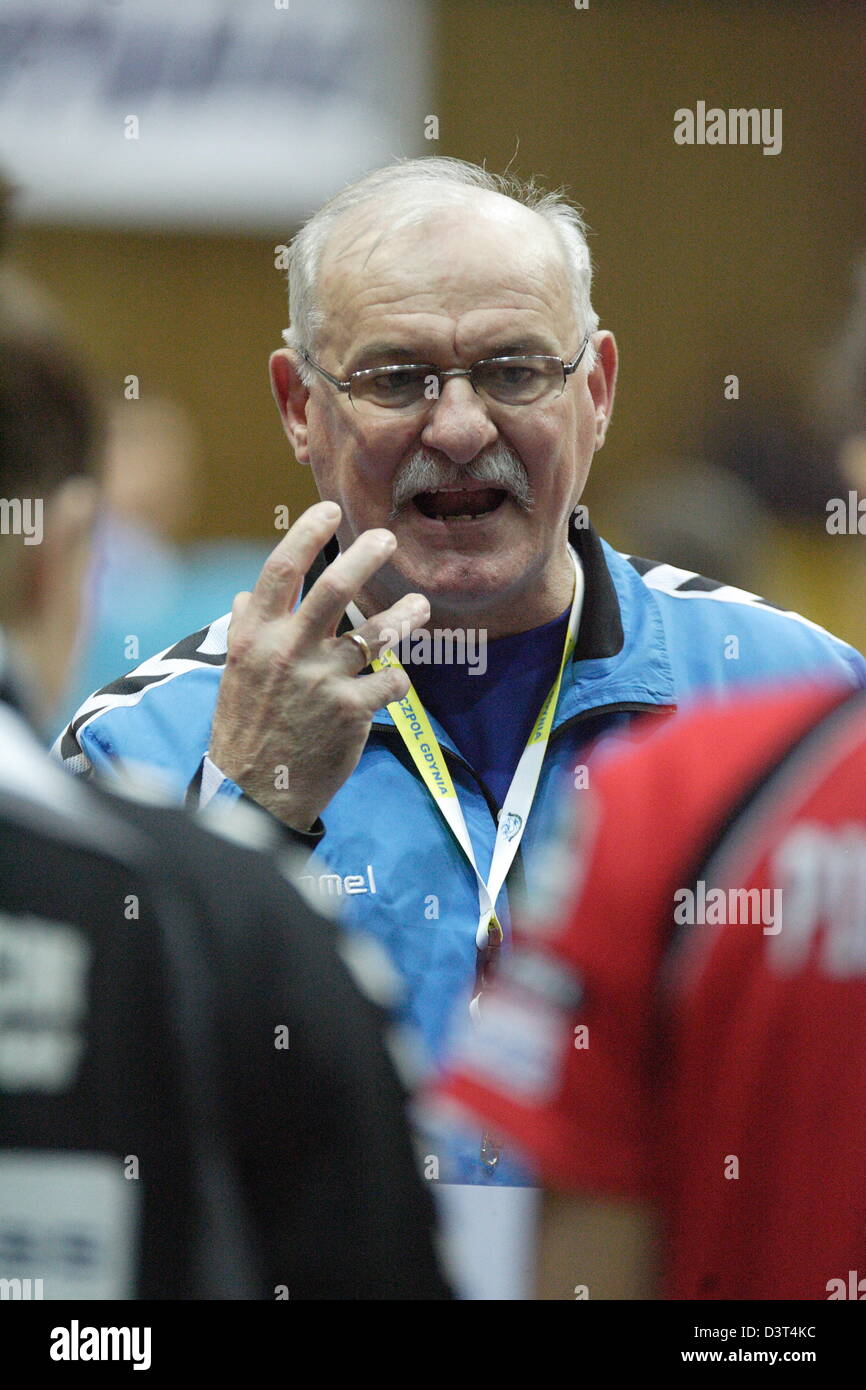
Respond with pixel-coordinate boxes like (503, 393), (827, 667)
(0, 673), (448, 1300)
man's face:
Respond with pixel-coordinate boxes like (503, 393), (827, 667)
(277, 194), (614, 623)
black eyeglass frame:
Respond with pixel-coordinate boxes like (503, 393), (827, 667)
(298, 334), (591, 410)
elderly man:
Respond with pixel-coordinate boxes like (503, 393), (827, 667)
(59, 158), (865, 1198)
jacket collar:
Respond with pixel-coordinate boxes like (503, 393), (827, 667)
(554, 527), (676, 725)
(568, 516), (623, 661)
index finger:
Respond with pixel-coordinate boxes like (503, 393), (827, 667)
(247, 500), (342, 623)
(293, 527), (398, 641)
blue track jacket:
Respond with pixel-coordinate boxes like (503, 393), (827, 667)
(55, 521), (866, 1183)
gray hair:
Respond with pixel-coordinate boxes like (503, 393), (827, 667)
(281, 156), (599, 384)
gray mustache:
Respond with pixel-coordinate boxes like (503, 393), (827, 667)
(389, 445), (534, 518)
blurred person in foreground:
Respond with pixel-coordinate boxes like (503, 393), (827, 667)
(433, 677), (866, 1299)
(0, 264), (448, 1299)
(54, 158), (866, 1293)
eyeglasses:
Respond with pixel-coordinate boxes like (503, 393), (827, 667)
(298, 335), (590, 415)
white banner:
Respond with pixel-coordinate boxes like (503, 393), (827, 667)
(0, 0), (432, 230)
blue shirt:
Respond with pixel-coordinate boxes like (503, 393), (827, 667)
(408, 606), (572, 808)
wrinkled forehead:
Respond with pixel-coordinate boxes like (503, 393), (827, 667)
(316, 192), (577, 359)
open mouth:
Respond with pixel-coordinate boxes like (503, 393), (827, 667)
(412, 487), (508, 521)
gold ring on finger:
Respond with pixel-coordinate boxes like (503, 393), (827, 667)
(344, 629), (373, 670)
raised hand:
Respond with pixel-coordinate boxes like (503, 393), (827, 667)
(209, 501), (429, 830)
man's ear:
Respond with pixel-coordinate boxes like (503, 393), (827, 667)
(15, 476), (98, 719)
(587, 331), (618, 451)
(26, 476), (97, 614)
(269, 348), (310, 464)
